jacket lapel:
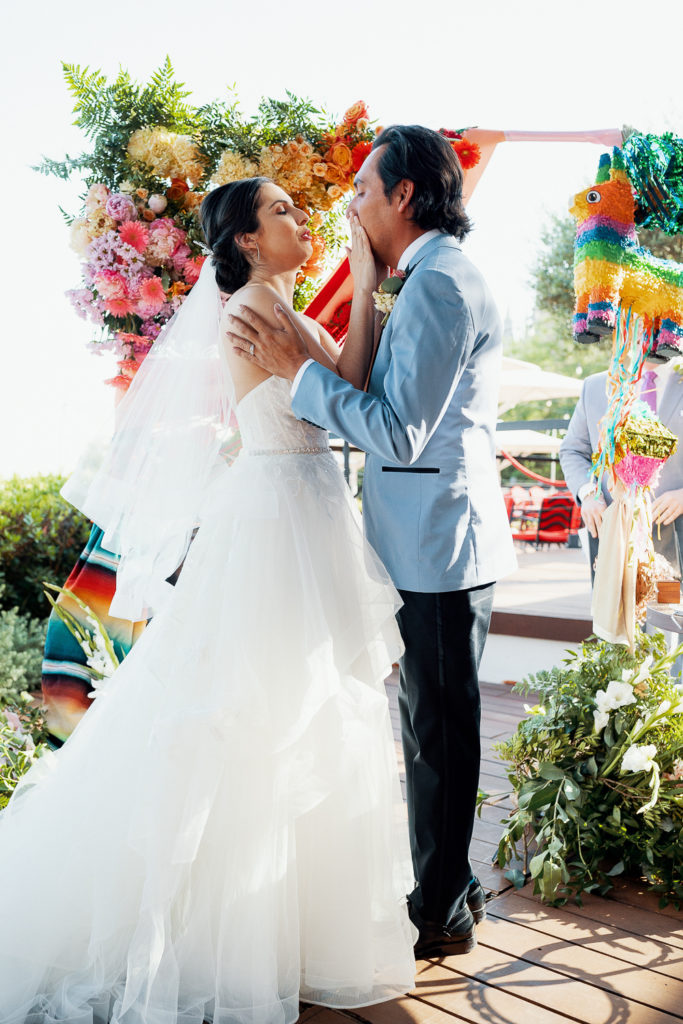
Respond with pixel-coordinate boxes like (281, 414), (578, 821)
(366, 234), (461, 396)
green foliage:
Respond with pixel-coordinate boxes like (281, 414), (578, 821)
(490, 628), (683, 906)
(0, 475), (91, 618)
(0, 595), (46, 702)
(0, 697), (51, 811)
(34, 58), (199, 191)
(34, 61), (340, 198)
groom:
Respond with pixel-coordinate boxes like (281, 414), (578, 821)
(228, 125), (516, 956)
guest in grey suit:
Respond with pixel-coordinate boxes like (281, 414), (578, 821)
(227, 126), (516, 957)
(560, 361), (683, 580)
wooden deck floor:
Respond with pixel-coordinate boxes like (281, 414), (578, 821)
(299, 677), (683, 1024)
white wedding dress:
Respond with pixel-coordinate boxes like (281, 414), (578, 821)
(0, 375), (416, 1024)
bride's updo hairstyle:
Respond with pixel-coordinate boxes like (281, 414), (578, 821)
(200, 177), (272, 293)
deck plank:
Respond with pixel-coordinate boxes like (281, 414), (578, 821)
(419, 937), (683, 1024)
(471, 915), (683, 1017)
(489, 890), (683, 980)
(511, 885), (683, 950)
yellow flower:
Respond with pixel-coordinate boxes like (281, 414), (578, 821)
(87, 211), (116, 238)
(210, 150), (259, 186)
(327, 184), (345, 202)
(312, 162), (328, 178)
(127, 128), (206, 186)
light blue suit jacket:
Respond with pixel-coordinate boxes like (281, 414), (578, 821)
(293, 234), (516, 593)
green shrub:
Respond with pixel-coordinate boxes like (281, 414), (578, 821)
(0, 474), (91, 618)
(0, 596), (47, 702)
(0, 697), (50, 810)
(490, 628), (683, 907)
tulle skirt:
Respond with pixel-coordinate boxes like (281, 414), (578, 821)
(0, 450), (415, 1024)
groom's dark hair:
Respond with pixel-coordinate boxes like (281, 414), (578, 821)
(372, 125), (471, 241)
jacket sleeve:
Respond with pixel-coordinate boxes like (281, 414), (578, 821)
(559, 382), (595, 501)
(292, 269), (475, 464)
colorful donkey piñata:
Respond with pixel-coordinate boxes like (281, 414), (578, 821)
(570, 147), (683, 360)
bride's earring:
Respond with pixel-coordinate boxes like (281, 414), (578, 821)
(255, 243), (261, 263)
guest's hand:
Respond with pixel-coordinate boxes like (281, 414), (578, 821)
(652, 488), (683, 527)
(227, 305), (309, 381)
(347, 214), (388, 293)
(581, 494), (606, 539)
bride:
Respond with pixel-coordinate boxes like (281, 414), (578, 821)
(0, 178), (416, 1023)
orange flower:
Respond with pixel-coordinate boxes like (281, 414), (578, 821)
(182, 191), (205, 212)
(169, 281), (191, 298)
(142, 208), (157, 222)
(451, 138), (481, 170)
(351, 141), (373, 172)
(325, 163), (345, 185)
(327, 141), (354, 174)
(343, 100), (369, 125)
(166, 177), (190, 201)
(299, 232), (326, 280)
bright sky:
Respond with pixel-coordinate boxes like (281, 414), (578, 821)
(1, 0), (681, 478)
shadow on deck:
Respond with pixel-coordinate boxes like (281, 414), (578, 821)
(299, 678), (683, 1024)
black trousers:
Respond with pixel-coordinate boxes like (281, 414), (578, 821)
(396, 583), (494, 930)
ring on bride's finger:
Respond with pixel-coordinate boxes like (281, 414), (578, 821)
(249, 342), (255, 356)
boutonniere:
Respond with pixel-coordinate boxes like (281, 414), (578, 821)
(372, 270), (407, 326)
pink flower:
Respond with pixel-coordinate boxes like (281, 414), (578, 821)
(146, 218), (188, 267)
(94, 270), (128, 301)
(105, 297), (136, 316)
(140, 320), (162, 340)
(105, 194), (138, 223)
(183, 255), (205, 285)
(171, 243), (191, 273)
(136, 277), (167, 316)
(4, 711), (23, 736)
(118, 221), (149, 253)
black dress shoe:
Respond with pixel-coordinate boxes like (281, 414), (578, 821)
(467, 876), (487, 924)
(413, 907), (477, 959)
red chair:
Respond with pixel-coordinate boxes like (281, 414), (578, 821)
(511, 493), (575, 547)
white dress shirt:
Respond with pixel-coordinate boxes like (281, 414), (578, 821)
(290, 229), (446, 397)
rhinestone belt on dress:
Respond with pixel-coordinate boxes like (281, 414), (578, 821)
(246, 445), (330, 456)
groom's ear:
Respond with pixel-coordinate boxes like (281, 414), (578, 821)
(395, 179), (415, 216)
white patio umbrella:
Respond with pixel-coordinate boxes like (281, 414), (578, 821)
(498, 356), (583, 415)
(495, 428), (562, 456)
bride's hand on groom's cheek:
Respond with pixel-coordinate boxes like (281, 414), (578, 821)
(227, 306), (309, 380)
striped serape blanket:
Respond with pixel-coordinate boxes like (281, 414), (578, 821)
(41, 525), (146, 741)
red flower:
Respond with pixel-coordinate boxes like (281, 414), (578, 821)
(351, 141), (373, 172)
(451, 137), (481, 170)
(439, 128), (462, 140)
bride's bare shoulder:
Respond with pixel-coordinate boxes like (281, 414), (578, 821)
(223, 283), (287, 328)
